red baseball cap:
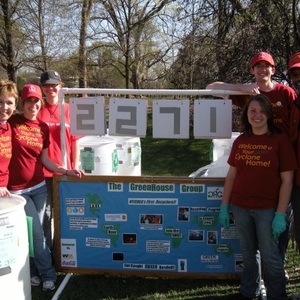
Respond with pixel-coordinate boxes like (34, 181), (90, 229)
(288, 52), (300, 73)
(250, 52), (275, 67)
(21, 84), (43, 101)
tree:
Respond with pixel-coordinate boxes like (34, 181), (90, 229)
(78, 0), (93, 88)
(0, 0), (23, 82)
(169, 0), (300, 89)
(86, 41), (124, 88)
(14, 0), (80, 80)
(94, 0), (173, 89)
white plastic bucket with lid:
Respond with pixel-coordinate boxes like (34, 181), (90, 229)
(79, 135), (117, 175)
(110, 136), (142, 176)
(211, 132), (240, 162)
(0, 194), (31, 300)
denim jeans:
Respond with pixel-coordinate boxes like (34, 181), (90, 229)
(231, 204), (287, 300)
(291, 185), (300, 251)
(13, 184), (57, 282)
(44, 178), (53, 252)
(278, 202), (293, 265)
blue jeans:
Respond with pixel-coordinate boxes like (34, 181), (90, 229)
(14, 184), (57, 282)
(231, 204), (287, 300)
(278, 202), (293, 265)
(44, 178), (53, 252)
(291, 185), (300, 251)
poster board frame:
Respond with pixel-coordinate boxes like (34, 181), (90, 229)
(53, 175), (241, 280)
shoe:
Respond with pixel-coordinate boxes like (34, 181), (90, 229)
(31, 276), (41, 286)
(285, 269), (289, 280)
(42, 280), (55, 291)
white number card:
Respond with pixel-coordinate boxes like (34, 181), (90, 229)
(108, 98), (148, 136)
(152, 99), (190, 139)
(193, 99), (232, 138)
(69, 97), (106, 135)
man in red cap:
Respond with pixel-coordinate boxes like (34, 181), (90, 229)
(287, 52), (300, 262)
(288, 52), (300, 94)
(206, 51), (299, 145)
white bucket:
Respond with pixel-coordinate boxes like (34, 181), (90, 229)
(110, 136), (142, 176)
(212, 132), (240, 162)
(79, 136), (117, 175)
(0, 195), (31, 300)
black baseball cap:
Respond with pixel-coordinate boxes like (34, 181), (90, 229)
(40, 70), (61, 85)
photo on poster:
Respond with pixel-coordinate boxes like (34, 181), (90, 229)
(178, 259), (187, 272)
(140, 214), (163, 224)
(177, 207), (190, 221)
(235, 259), (244, 272)
(112, 252), (124, 261)
(188, 230), (204, 242)
(123, 233), (137, 244)
(207, 231), (217, 244)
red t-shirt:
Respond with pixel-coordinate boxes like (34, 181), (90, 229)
(0, 122), (11, 187)
(37, 102), (80, 177)
(228, 133), (297, 210)
(230, 83), (299, 145)
(8, 114), (50, 190)
(292, 94), (300, 186)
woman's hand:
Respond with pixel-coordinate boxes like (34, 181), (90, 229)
(0, 187), (11, 197)
(65, 169), (85, 178)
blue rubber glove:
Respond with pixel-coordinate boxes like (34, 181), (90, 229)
(272, 212), (286, 239)
(219, 204), (230, 229)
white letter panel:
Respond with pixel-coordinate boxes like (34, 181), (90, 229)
(194, 99), (232, 139)
(152, 99), (190, 139)
(69, 97), (106, 135)
(108, 98), (147, 137)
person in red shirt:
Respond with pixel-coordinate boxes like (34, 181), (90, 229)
(38, 70), (82, 253)
(287, 52), (300, 256)
(0, 80), (18, 197)
(8, 84), (83, 291)
(206, 51), (299, 278)
(219, 94), (296, 299)
(206, 52), (299, 145)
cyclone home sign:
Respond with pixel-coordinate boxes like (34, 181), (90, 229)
(69, 97), (232, 139)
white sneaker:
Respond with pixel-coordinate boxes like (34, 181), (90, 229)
(31, 276), (41, 286)
(284, 269), (289, 280)
(42, 280), (55, 291)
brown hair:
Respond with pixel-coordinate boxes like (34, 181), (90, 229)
(240, 94), (281, 136)
(0, 80), (18, 106)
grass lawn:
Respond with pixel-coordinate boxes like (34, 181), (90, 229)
(32, 242), (300, 299)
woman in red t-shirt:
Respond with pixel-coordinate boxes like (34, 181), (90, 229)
(219, 94), (297, 299)
(8, 84), (83, 292)
(0, 80), (18, 197)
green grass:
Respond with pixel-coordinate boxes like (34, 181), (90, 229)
(140, 137), (211, 176)
(32, 242), (300, 299)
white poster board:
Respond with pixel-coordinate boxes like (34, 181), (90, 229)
(152, 99), (190, 139)
(69, 97), (106, 135)
(108, 98), (148, 137)
(193, 99), (232, 139)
